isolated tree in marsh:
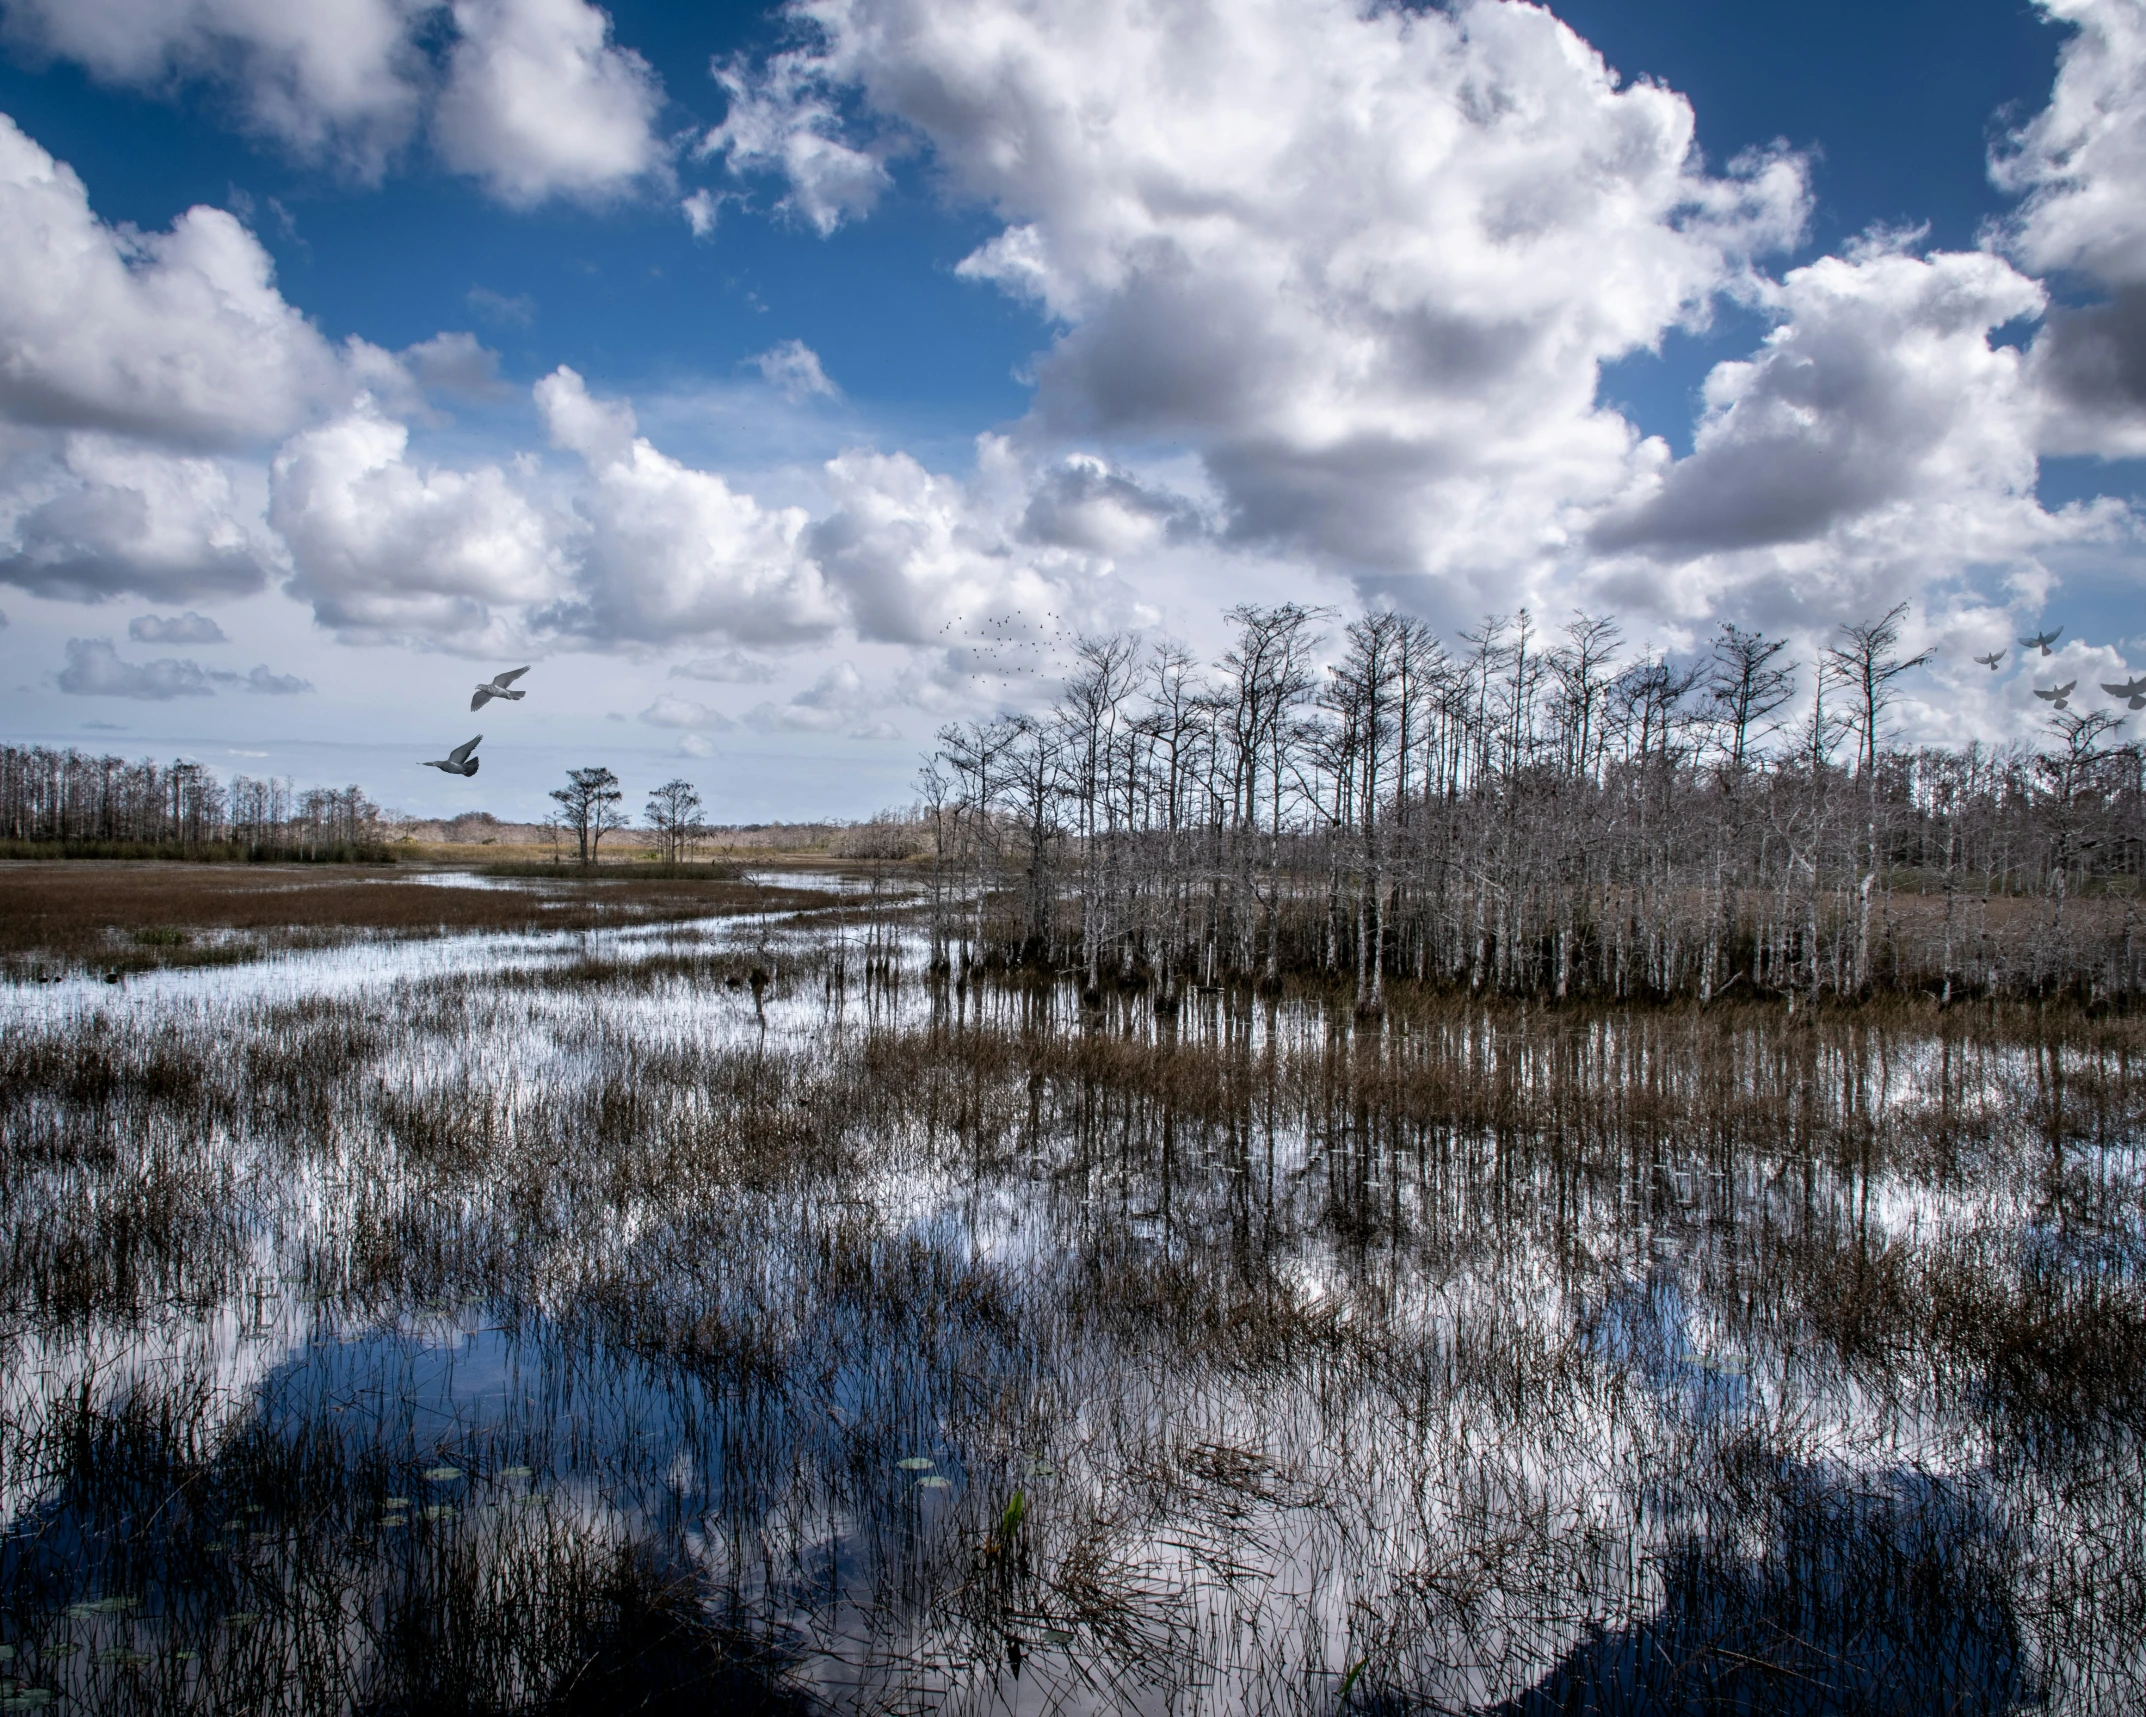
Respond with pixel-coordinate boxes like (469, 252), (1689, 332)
(550, 766), (625, 866)
(644, 777), (703, 863)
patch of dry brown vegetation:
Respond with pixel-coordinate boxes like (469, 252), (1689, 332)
(0, 860), (840, 974)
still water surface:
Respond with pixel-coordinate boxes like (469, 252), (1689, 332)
(0, 893), (2139, 1712)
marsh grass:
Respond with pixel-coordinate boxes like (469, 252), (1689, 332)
(0, 862), (842, 979)
(0, 937), (2141, 1712)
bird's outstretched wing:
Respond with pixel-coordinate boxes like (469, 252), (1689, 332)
(470, 687), (492, 711)
(2103, 682), (2138, 699)
(2060, 680), (2077, 696)
(2035, 687), (2059, 702)
(449, 734), (482, 765)
(493, 666), (530, 689)
(1976, 652), (2003, 668)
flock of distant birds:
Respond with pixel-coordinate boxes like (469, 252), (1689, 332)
(1979, 628), (2146, 713)
(419, 667), (530, 778)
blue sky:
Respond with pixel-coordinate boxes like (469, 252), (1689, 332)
(0, 0), (2142, 823)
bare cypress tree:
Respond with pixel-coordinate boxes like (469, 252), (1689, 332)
(643, 778), (703, 863)
(1707, 622), (1796, 773)
(1827, 603), (1934, 783)
(1547, 612), (1621, 779)
(1061, 634), (1138, 996)
(1825, 604), (1934, 989)
(915, 761), (955, 971)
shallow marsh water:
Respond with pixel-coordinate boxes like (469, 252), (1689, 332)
(0, 900), (2141, 1714)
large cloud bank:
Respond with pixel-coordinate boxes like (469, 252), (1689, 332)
(4, 0), (2146, 741)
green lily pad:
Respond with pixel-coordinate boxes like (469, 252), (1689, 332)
(223, 1614), (260, 1629)
(420, 1505), (456, 1521)
(422, 1468), (463, 1483)
(916, 1476), (953, 1490)
(0, 1648), (11, 1664)
(4, 1689), (55, 1707)
(382, 1497), (410, 1508)
(499, 1467), (535, 1479)
(896, 1457), (935, 1471)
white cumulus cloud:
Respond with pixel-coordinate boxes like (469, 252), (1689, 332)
(0, 0), (428, 175)
(57, 636), (214, 698)
(746, 660), (898, 738)
(702, 51), (891, 233)
(534, 365), (837, 644)
(0, 434), (281, 602)
(433, 0), (666, 205)
(751, 338), (840, 401)
(1594, 246), (2047, 560)
(270, 395), (569, 640)
(1, 0), (668, 201)
(1996, 0), (2146, 456)
(711, 0), (1808, 605)
(639, 691), (735, 729)
(0, 114), (351, 447)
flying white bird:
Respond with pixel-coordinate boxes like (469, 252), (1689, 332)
(1974, 651), (2005, 670)
(421, 735), (482, 776)
(2104, 676), (2146, 710)
(2020, 628), (2062, 655)
(2035, 682), (2077, 710)
(471, 666), (530, 711)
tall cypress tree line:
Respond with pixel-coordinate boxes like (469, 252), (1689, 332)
(0, 744), (382, 858)
(917, 606), (2146, 1006)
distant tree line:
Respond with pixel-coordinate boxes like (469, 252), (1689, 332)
(0, 744), (384, 860)
(915, 603), (2146, 1008)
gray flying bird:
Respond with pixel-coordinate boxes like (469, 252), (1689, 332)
(2035, 682), (2077, 711)
(2104, 676), (2146, 710)
(2020, 628), (2063, 655)
(471, 666), (530, 712)
(421, 735), (482, 776)
(1974, 651), (2005, 670)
